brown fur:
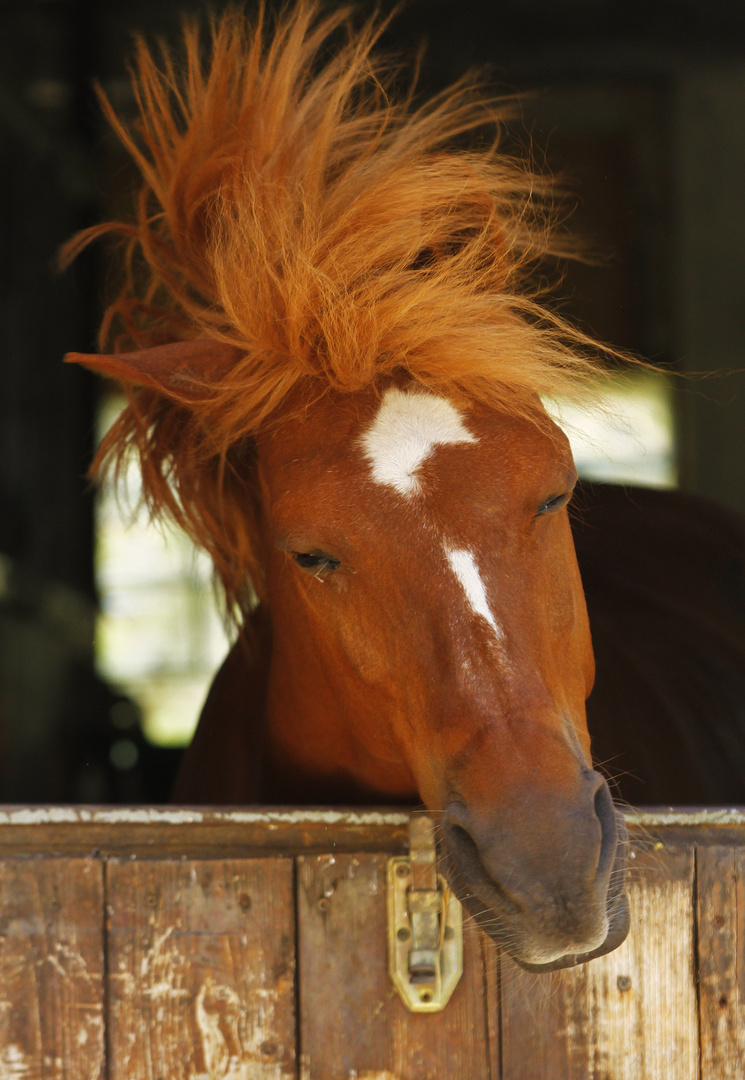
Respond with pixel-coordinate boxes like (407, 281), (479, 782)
(62, 1), (618, 616)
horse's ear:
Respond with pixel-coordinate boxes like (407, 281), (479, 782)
(64, 339), (243, 398)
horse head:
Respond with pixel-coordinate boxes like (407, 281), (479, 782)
(255, 380), (629, 971)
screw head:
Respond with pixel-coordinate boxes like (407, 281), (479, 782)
(617, 974), (632, 992)
(396, 862), (410, 878)
(397, 927), (411, 942)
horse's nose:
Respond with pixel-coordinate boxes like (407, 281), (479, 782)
(441, 769), (623, 966)
(590, 769), (620, 891)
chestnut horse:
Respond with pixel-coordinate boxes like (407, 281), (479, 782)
(64, 2), (630, 970)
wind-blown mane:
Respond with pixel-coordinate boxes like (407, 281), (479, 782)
(63, 1), (612, 616)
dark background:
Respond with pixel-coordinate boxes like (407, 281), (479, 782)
(1, 0), (745, 802)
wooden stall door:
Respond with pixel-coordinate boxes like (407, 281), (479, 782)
(1, 808), (745, 1078)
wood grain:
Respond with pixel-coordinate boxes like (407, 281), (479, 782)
(0, 858), (104, 1080)
(0, 807), (410, 858)
(106, 858), (296, 1080)
(500, 844), (698, 1080)
(1, 807), (742, 859)
(482, 932), (501, 1079)
(296, 853), (492, 1080)
(697, 845), (745, 1079)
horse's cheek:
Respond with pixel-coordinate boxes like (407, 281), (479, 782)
(534, 519), (594, 687)
(331, 601), (403, 687)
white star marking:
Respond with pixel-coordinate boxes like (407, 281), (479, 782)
(360, 386), (477, 496)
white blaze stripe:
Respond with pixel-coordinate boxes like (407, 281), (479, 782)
(360, 386), (477, 496)
(445, 546), (504, 641)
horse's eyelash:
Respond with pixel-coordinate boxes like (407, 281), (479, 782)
(537, 491), (572, 516)
(291, 551), (341, 573)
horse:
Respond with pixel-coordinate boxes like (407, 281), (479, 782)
(63, 1), (631, 972)
(575, 481), (745, 806)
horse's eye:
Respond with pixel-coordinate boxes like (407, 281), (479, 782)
(537, 490), (573, 516)
(291, 550), (341, 574)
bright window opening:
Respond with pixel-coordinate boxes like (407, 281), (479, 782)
(95, 395), (232, 747)
(547, 371), (676, 488)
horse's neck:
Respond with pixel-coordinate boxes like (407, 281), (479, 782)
(263, 626), (419, 805)
(173, 605), (418, 805)
(171, 608), (272, 803)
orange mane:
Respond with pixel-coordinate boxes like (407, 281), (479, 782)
(63, 1), (614, 617)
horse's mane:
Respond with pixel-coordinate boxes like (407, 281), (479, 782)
(63, 1), (617, 617)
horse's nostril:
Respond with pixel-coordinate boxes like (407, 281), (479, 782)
(444, 817), (521, 915)
(592, 775), (618, 878)
(450, 822), (473, 849)
(448, 822), (483, 872)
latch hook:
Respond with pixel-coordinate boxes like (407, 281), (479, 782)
(387, 815), (464, 1012)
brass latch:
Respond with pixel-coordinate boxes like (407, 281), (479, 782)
(387, 815), (463, 1012)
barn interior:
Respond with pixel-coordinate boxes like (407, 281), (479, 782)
(1, 0), (745, 805)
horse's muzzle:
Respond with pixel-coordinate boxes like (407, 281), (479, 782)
(517, 809), (630, 972)
(439, 771), (630, 971)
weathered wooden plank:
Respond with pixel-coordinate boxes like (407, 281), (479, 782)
(697, 845), (745, 1078)
(500, 844), (698, 1080)
(106, 858), (296, 1080)
(1, 806), (743, 858)
(0, 807), (409, 858)
(0, 858), (104, 1080)
(296, 853), (491, 1080)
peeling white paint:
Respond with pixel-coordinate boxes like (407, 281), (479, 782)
(142, 981), (190, 1000)
(44, 943), (96, 987)
(346, 1072), (401, 1080)
(622, 807), (745, 827)
(196, 978), (241, 1076)
(39, 944), (105, 1080)
(111, 972), (136, 1002)
(134, 921), (191, 1050)
(140, 929), (175, 980)
(192, 1065), (284, 1080)
(1, 804), (739, 832)
(0, 807), (410, 827)
(0, 1045), (30, 1080)
(1, 807), (86, 825)
(194, 978), (284, 1080)
(45, 952), (67, 979)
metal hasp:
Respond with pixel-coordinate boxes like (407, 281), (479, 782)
(387, 815), (464, 1013)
